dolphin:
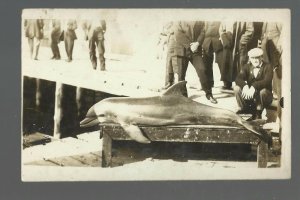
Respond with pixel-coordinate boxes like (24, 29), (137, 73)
(80, 81), (267, 143)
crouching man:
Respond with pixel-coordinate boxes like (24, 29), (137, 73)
(234, 48), (273, 121)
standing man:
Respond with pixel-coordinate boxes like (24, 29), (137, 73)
(50, 19), (62, 60)
(174, 21), (217, 103)
(232, 22), (254, 74)
(64, 19), (77, 62)
(234, 48), (273, 121)
(260, 22), (282, 121)
(83, 19), (106, 70)
(158, 21), (176, 89)
(218, 21), (235, 90)
(202, 21), (223, 90)
(24, 19), (44, 60)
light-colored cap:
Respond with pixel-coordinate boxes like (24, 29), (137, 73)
(248, 48), (263, 58)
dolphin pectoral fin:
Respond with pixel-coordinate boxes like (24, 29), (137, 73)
(174, 114), (197, 124)
(121, 124), (151, 144)
(162, 81), (187, 97)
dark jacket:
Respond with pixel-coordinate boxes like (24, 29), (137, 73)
(64, 19), (77, 41)
(174, 21), (205, 57)
(51, 19), (62, 43)
(260, 22), (282, 74)
(25, 19), (44, 39)
(235, 62), (273, 91)
(82, 20), (106, 41)
(202, 21), (223, 53)
(232, 22), (254, 54)
(232, 22), (254, 72)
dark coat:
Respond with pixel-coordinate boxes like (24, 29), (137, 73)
(64, 19), (77, 41)
(25, 19), (44, 39)
(218, 22), (235, 82)
(82, 20), (106, 41)
(174, 21), (205, 57)
(202, 21), (223, 53)
(235, 62), (273, 91)
(260, 22), (282, 77)
(248, 22), (263, 50)
(232, 22), (254, 72)
(51, 19), (62, 43)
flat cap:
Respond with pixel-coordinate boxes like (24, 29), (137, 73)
(248, 48), (263, 57)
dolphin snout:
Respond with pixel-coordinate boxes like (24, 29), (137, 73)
(80, 117), (100, 127)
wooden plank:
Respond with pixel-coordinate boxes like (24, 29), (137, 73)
(100, 124), (270, 168)
(102, 133), (112, 167)
(53, 82), (63, 139)
(35, 79), (41, 109)
(101, 124), (260, 145)
(257, 140), (268, 168)
(23, 133), (52, 148)
(70, 152), (101, 167)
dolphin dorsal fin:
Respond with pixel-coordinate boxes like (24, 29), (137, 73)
(162, 81), (187, 96)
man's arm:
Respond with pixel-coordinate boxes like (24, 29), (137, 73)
(196, 21), (205, 45)
(240, 22), (254, 45)
(252, 64), (273, 91)
(235, 64), (248, 88)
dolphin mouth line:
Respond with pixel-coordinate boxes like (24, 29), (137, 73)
(80, 117), (100, 127)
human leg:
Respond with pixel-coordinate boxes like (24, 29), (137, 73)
(33, 38), (41, 60)
(89, 36), (97, 69)
(202, 45), (215, 89)
(27, 38), (34, 59)
(97, 39), (106, 71)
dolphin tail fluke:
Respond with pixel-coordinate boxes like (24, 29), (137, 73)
(238, 118), (270, 142)
(121, 124), (151, 144)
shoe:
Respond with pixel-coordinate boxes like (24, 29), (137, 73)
(221, 86), (233, 90)
(66, 58), (72, 62)
(246, 111), (262, 121)
(236, 109), (250, 114)
(206, 94), (217, 104)
(221, 81), (233, 90)
(51, 56), (56, 60)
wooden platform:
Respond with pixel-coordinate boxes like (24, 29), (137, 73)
(100, 124), (271, 168)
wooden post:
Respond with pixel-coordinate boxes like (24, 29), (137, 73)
(53, 82), (63, 139)
(101, 132), (112, 167)
(76, 87), (82, 117)
(35, 78), (41, 109)
(257, 140), (268, 168)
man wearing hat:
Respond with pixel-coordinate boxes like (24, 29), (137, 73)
(234, 48), (273, 121)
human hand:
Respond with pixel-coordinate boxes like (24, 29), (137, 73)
(248, 86), (256, 99)
(190, 42), (199, 53)
(241, 85), (249, 99)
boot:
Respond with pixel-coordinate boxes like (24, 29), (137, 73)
(222, 81), (233, 90)
(246, 110), (262, 121)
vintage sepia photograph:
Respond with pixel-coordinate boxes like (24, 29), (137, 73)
(21, 9), (291, 181)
